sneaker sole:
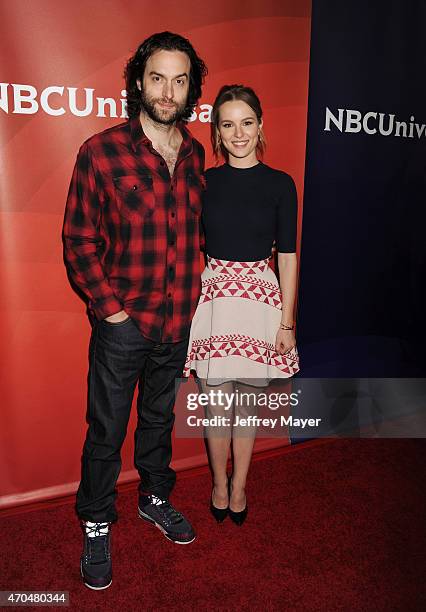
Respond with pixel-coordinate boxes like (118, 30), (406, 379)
(137, 507), (196, 545)
(80, 560), (112, 590)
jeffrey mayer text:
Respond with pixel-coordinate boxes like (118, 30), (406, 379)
(187, 416), (322, 428)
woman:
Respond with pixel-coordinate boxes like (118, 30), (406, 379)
(183, 84), (300, 525)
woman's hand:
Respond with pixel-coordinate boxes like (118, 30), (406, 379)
(275, 328), (296, 355)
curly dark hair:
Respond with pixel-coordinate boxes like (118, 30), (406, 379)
(124, 31), (207, 121)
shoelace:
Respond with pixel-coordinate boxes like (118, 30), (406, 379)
(84, 521), (109, 538)
(83, 522), (110, 564)
(150, 496), (183, 524)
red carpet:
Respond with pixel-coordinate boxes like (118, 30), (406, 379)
(1, 439), (425, 611)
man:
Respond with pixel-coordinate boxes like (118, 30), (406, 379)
(63, 31), (207, 590)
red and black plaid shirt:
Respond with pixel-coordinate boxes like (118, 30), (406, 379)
(63, 116), (205, 343)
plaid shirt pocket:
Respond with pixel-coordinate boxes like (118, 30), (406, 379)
(113, 173), (155, 220)
(186, 171), (205, 215)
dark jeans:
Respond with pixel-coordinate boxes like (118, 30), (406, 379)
(75, 317), (188, 523)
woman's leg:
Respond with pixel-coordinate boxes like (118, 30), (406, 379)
(229, 382), (263, 511)
(198, 379), (234, 509)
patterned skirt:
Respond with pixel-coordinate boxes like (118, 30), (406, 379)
(183, 256), (300, 386)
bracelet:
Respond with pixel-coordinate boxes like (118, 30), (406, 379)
(280, 323), (294, 330)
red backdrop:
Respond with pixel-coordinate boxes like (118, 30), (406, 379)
(0, 0), (311, 509)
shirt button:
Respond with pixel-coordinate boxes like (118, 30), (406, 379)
(170, 185), (174, 191)
(171, 212), (175, 218)
(169, 240), (175, 246)
(132, 185), (137, 190)
(167, 292), (172, 298)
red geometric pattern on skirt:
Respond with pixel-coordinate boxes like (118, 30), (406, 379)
(184, 334), (299, 376)
(207, 256), (270, 275)
(199, 276), (282, 308)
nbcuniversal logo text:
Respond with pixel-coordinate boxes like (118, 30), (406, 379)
(325, 107), (426, 138)
(0, 82), (212, 122)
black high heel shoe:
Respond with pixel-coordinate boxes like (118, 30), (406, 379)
(228, 477), (248, 526)
(209, 487), (229, 523)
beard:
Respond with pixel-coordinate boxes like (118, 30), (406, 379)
(140, 90), (187, 125)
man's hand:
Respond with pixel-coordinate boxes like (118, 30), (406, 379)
(104, 310), (129, 323)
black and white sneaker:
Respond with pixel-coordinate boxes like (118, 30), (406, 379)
(80, 521), (112, 590)
(138, 495), (195, 544)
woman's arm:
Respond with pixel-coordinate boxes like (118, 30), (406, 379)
(275, 251), (298, 354)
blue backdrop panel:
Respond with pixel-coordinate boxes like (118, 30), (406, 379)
(297, 0), (426, 377)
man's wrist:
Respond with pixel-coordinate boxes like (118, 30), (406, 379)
(104, 310), (129, 323)
(92, 298), (124, 321)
